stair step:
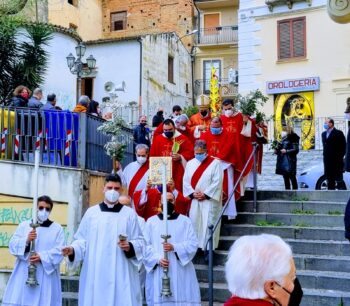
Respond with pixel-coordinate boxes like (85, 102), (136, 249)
(221, 224), (345, 241)
(233, 212), (344, 227)
(199, 282), (350, 306)
(238, 200), (346, 214)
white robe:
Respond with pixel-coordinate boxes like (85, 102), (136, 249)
(2, 220), (65, 306)
(67, 204), (144, 306)
(144, 214), (201, 306)
(122, 161), (149, 194)
(183, 158), (223, 250)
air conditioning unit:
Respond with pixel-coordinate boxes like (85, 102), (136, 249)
(228, 68), (238, 84)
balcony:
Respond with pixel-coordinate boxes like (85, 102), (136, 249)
(194, 78), (238, 97)
(196, 26), (238, 46)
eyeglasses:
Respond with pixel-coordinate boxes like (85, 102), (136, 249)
(38, 207), (51, 212)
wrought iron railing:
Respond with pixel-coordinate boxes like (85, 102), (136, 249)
(194, 78), (238, 97)
(0, 107), (133, 173)
(196, 25), (238, 45)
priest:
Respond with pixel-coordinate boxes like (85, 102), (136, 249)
(2, 195), (65, 306)
(183, 140), (223, 250)
(187, 94), (212, 139)
(62, 175), (144, 306)
(133, 179), (191, 220)
(144, 192), (201, 306)
(174, 114), (196, 144)
(150, 118), (193, 192)
(122, 144), (149, 201)
(200, 117), (238, 219)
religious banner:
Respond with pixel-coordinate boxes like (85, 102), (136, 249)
(209, 66), (221, 117)
(274, 92), (315, 150)
(149, 157), (172, 185)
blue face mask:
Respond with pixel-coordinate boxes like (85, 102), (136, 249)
(324, 124), (329, 130)
(195, 153), (207, 162)
(210, 127), (222, 135)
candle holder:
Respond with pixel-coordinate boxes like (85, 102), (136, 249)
(160, 234), (172, 297)
(119, 234), (127, 242)
(26, 223), (40, 287)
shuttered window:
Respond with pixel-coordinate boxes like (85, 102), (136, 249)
(111, 11), (127, 31)
(168, 56), (174, 83)
(278, 17), (306, 60)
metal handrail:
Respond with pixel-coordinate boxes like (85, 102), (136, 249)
(207, 142), (259, 306)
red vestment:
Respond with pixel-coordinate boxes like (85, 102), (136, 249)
(240, 118), (258, 176)
(133, 188), (191, 220)
(150, 132), (194, 192)
(187, 112), (212, 136)
(224, 296), (272, 306)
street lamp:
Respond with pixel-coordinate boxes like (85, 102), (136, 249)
(66, 42), (97, 103)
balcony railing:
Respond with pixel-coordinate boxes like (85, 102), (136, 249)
(194, 78), (238, 97)
(196, 26), (238, 45)
(0, 107), (133, 173)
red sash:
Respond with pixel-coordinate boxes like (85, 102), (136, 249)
(128, 162), (149, 197)
(191, 156), (215, 190)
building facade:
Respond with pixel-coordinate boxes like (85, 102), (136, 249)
(193, 0), (239, 101)
(239, 0), (350, 149)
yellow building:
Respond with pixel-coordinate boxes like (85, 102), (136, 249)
(193, 0), (239, 101)
(239, 0), (350, 149)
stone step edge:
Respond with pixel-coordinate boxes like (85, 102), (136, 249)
(236, 212), (344, 217)
(223, 224), (344, 230)
(219, 237), (350, 244)
(240, 200), (347, 205)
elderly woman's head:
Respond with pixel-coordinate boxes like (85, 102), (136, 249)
(225, 234), (300, 306)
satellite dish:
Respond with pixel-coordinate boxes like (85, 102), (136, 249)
(104, 81), (115, 93)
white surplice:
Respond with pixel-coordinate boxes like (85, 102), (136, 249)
(67, 204), (144, 306)
(2, 220), (65, 306)
(122, 161), (149, 195)
(144, 214), (201, 306)
(183, 158), (223, 250)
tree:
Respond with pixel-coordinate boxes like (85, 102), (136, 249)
(0, 16), (52, 104)
(0, 0), (29, 15)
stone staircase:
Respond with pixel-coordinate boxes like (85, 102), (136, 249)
(195, 190), (350, 306)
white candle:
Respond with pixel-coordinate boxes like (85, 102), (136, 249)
(162, 161), (168, 235)
(32, 150), (40, 224)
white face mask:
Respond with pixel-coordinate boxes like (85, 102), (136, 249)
(136, 156), (147, 165)
(224, 109), (234, 117)
(345, 113), (350, 120)
(37, 209), (50, 223)
(178, 125), (186, 131)
(105, 189), (120, 204)
(281, 131), (288, 138)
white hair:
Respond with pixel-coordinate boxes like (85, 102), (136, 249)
(135, 143), (149, 153)
(225, 234), (292, 299)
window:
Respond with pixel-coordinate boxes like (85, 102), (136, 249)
(204, 13), (220, 35)
(278, 17), (306, 60)
(168, 56), (174, 83)
(111, 11), (127, 31)
(203, 60), (221, 93)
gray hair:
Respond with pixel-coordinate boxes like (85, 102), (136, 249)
(79, 95), (90, 106)
(225, 234), (293, 299)
(33, 88), (42, 95)
(135, 143), (149, 153)
(194, 139), (207, 151)
(175, 114), (189, 124)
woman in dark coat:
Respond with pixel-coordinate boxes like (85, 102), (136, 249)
(275, 126), (300, 190)
(9, 85), (31, 107)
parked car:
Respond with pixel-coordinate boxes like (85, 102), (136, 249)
(298, 164), (350, 190)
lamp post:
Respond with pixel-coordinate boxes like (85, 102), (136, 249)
(66, 42), (97, 103)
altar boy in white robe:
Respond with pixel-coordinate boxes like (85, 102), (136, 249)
(62, 175), (144, 306)
(144, 192), (201, 306)
(183, 139), (223, 251)
(2, 195), (65, 306)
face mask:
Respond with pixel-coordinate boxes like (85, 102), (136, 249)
(224, 109), (234, 117)
(195, 153), (207, 162)
(166, 201), (175, 216)
(281, 131), (288, 138)
(105, 189), (120, 204)
(164, 131), (174, 138)
(140, 122), (147, 127)
(158, 111), (163, 116)
(178, 125), (186, 131)
(200, 110), (208, 117)
(323, 123), (329, 130)
(21, 92), (29, 100)
(37, 209), (50, 223)
(210, 127), (222, 135)
(273, 278), (303, 306)
(136, 156), (147, 165)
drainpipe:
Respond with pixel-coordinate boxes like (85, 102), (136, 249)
(137, 38), (143, 117)
(193, 2), (201, 106)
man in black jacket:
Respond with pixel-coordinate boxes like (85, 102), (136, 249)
(133, 115), (150, 148)
(322, 118), (346, 190)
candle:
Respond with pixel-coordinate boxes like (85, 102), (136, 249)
(162, 161), (168, 235)
(32, 150), (40, 224)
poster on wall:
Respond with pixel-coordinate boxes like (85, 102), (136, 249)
(274, 91), (315, 150)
